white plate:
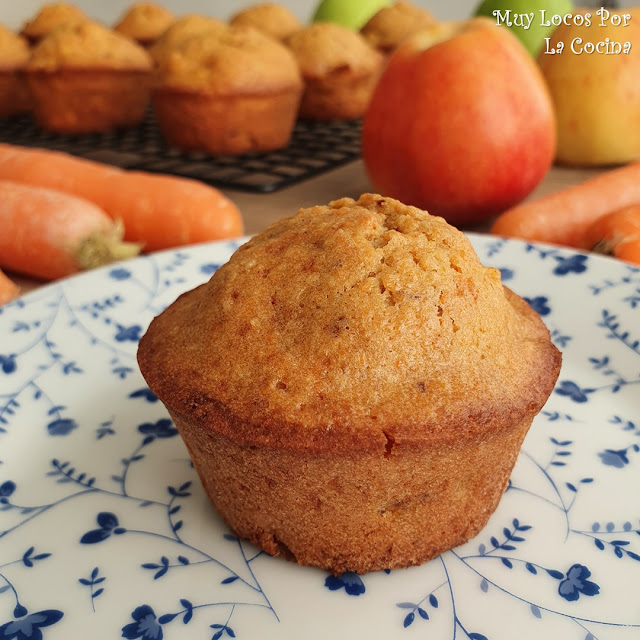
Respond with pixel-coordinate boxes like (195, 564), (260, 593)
(0, 235), (639, 640)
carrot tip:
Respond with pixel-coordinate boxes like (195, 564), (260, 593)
(74, 219), (142, 271)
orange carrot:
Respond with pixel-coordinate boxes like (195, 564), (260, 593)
(580, 205), (640, 266)
(0, 143), (244, 252)
(491, 162), (640, 247)
(0, 268), (19, 306)
(0, 180), (140, 280)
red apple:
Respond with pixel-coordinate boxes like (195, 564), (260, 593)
(362, 19), (556, 225)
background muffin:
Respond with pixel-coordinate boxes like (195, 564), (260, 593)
(25, 21), (152, 133)
(0, 24), (31, 117)
(285, 22), (384, 120)
(151, 24), (303, 154)
(21, 2), (89, 44)
(138, 193), (561, 575)
(114, 2), (175, 48)
(361, 1), (436, 54)
(230, 3), (302, 41)
(148, 14), (226, 65)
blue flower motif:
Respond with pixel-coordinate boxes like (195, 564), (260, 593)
(114, 325), (143, 342)
(80, 512), (126, 544)
(200, 263), (220, 275)
(498, 267), (514, 282)
(554, 380), (594, 403)
(0, 481), (16, 499)
(598, 448), (629, 468)
(0, 355), (16, 374)
(122, 605), (163, 640)
(0, 609), (64, 639)
(524, 296), (551, 316)
(325, 571), (366, 596)
(129, 388), (158, 403)
(554, 254), (588, 276)
(138, 419), (178, 441)
(47, 418), (77, 436)
(109, 268), (132, 281)
(558, 564), (600, 601)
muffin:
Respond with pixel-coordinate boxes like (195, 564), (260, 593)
(0, 25), (31, 117)
(148, 14), (227, 65)
(230, 3), (302, 41)
(361, 1), (436, 55)
(285, 22), (385, 121)
(25, 21), (153, 134)
(21, 2), (89, 44)
(114, 2), (175, 47)
(151, 24), (303, 154)
(138, 194), (561, 575)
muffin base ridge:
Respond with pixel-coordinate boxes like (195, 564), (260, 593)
(168, 406), (533, 575)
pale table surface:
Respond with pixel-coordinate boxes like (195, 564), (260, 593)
(10, 159), (602, 298)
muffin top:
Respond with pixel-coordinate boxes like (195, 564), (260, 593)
(0, 24), (30, 68)
(361, 1), (435, 53)
(21, 2), (89, 41)
(149, 14), (226, 64)
(153, 24), (302, 94)
(285, 22), (384, 78)
(138, 194), (561, 452)
(230, 3), (302, 40)
(27, 21), (153, 71)
(114, 2), (175, 44)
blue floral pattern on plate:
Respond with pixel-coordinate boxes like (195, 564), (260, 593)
(0, 235), (638, 639)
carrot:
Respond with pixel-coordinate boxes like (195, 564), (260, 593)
(580, 205), (640, 266)
(491, 162), (640, 247)
(0, 180), (140, 280)
(0, 268), (19, 306)
(0, 143), (244, 252)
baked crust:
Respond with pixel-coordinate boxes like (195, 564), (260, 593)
(138, 193), (562, 573)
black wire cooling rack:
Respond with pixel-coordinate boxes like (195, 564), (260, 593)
(0, 112), (362, 193)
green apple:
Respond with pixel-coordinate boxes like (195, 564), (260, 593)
(312, 0), (391, 30)
(474, 0), (574, 56)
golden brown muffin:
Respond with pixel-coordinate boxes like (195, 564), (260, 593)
(138, 193), (561, 575)
(151, 24), (303, 154)
(25, 21), (153, 133)
(148, 14), (227, 65)
(114, 2), (175, 47)
(285, 22), (385, 121)
(230, 3), (302, 41)
(21, 2), (89, 44)
(0, 25), (31, 117)
(361, 1), (436, 54)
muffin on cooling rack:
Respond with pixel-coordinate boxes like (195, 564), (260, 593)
(151, 24), (303, 155)
(285, 22), (384, 121)
(148, 15), (227, 65)
(0, 25), (31, 118)
(138, 193), (561, 575)
(21, 2), (90, 44)
(114, 2), (175, 48)
(25, 21), (153, 134)
(230, 3), (302, 41)
(361, 1), (436, 55)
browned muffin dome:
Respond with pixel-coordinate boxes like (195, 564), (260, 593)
(0, 24), (31, 117)
(114, 2), (175, 47)
(361, 1), (436, 54)
(230, 3), (302, 40)
(151, 24), (303, 154)
(21, 2), (89, 43)
(285, 22), (384, 120)
(138, 193), (561, 575)
(25, 21), (153, 133)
